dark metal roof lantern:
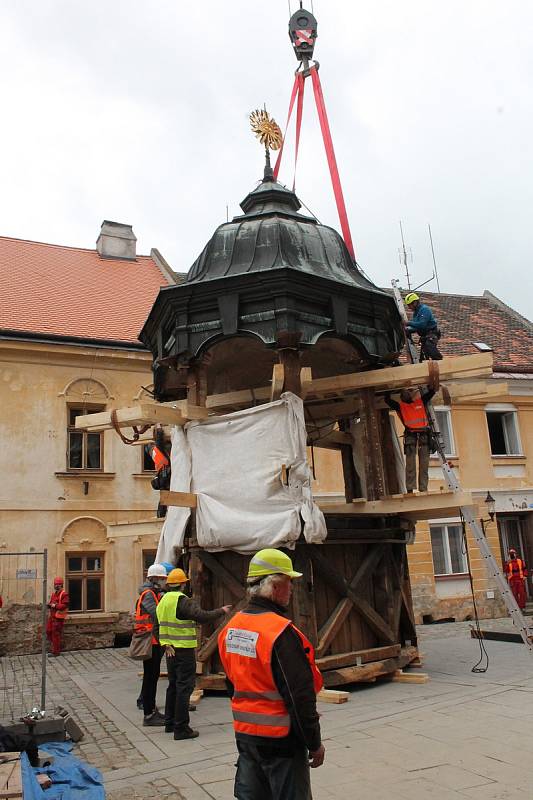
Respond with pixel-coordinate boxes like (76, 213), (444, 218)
(139, 172), (404, 402)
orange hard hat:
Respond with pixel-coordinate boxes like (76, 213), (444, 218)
(167, 568), (189, 585)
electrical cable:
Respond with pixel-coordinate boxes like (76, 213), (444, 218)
(460, 511), (489, 673)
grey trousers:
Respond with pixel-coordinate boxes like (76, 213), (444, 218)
(404, 430), (430, 492)
(234, 740), (312, 800)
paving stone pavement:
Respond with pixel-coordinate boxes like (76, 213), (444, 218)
(11, 618), (533, 799)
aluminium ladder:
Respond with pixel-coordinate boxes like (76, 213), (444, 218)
(391, 280), (533, 654)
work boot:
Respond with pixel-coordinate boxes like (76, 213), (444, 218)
(143, 712), (165, 727)
(136, 695), (143, 710)
(174, 726), (199, 740)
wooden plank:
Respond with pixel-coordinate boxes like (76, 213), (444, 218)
(317, 689), (349, 704)
(198, 672), (227, 691)
(190, 688), (204, 705)
(392, 670), (429, 684)
(317, 644), (401, 671)
(206, 386), (271, 411)
(200, 353), (492, 413)
(304, 353), (493, 400)
(300, 367), (313, 399)
(316, 599), (353, 657)
(75, 403), (197, 431)
(319, 490), (478, 521)
(435, 380), (508, 402)
(309, 548), (395, 645)
(0, 755), (22, 799)
(270, 364), (285, 401)
(322, 645), (419, 687)
(160, 490), (197, 508)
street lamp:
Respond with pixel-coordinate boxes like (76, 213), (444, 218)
(484, 491), (496, 522)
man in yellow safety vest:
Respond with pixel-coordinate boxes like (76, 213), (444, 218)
(157, 568), (231, 740)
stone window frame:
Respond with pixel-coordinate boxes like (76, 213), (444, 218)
(485, 403), (523, 457)
(430, 521), (468, 577)
(65, 551), (105, 613)
(58, 516), (112, 614)
(66, 404), (106, 472)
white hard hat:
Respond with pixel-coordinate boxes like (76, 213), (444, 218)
(147, 563), (167, 579)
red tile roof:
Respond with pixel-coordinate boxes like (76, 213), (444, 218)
(400, 290), (533, 373)
(0, 236), (172, 346)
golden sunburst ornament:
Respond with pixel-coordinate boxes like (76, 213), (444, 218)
(249, 109), (283, 152)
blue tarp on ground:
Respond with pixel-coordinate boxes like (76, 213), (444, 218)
(21, 742), (104, 800)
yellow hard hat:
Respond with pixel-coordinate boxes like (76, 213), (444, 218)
(167, 568), (189, 585)
(247, 549), (302, 580)
(404, 292), (420, 305)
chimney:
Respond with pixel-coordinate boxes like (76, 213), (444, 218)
(96, 221), (137, 260)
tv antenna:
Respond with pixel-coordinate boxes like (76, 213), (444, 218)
(398, 221), (413, 290)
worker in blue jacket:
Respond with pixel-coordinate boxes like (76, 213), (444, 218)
(404, 293), (443, 360)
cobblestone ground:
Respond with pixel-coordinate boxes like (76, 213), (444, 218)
(3, 618), (533, 799)
(1, 648), (145, 773)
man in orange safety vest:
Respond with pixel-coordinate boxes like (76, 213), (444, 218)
(505, 548), (528, 610)
(218, 548), (324, 800)
(386, 386), (436, 493)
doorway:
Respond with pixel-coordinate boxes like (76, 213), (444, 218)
(498, 516), (531, 600)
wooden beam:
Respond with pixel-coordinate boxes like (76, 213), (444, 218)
(322, 645), (418, 687)
(199, 353), (493, 414)
(317, 689), (349, 704)
(310, 547), (395, 645)
(270, 364), (285, 401)
(392, 670), (429, 684)
(160, 490), (197, 508)
(316, 644), (401, 671)
(304, 353), (493, 400)
(300, 367), (313, 399)
(75, 403), (207, 432)
(206, 386), (271, 412)
(319, 490), (478, 521)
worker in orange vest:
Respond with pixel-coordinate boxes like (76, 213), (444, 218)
(46, 577), (69, 657)
(135, 563), (168, 726)
(146, 426), (171, 518)
(218, 548), (324, 800)
(505, 548), (528, 609)
(386, 387), (435, 493)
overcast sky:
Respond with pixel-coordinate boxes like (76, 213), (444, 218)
(2, 1), (532, 320)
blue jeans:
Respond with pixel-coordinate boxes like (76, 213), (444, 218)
(234, 740), (312, 800)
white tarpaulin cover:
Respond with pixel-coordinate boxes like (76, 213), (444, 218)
(156, 392), (327, 561)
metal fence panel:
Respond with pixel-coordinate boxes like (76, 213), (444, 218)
(0, 550), (47, 722)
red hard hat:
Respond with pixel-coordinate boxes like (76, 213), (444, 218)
(54, 577), (64, 585)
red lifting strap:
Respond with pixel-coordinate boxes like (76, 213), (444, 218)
(310, 67), (355, 260)
(274, 67), (356, 261)
(273, 73), (300, 181)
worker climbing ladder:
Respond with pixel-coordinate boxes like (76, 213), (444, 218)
(391, 280), (533, 654)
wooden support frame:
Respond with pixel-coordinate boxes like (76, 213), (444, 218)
(160, 491), (197, 508)
(201, 352), (493, 413)
(309, 545), (396, 650)
(75, 402), (207, 432)
(319, 490), (478, 521)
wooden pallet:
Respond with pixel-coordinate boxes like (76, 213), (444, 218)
(0, 754), (22, 800)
